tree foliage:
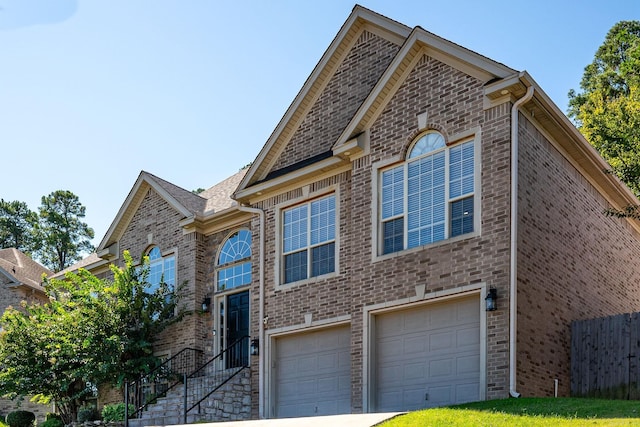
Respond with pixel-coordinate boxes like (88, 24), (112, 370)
(0, 252), (185, 423)
(568, 21), (640, 216)
(0, 191), (95, 271)
(0, 200), (39, 254)
(0, 270), (119, 424)
(35, 190), (95, 272)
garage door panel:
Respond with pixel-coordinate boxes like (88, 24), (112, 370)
(457, 326), (480, 346)
(429, 330), (454, 351)
(427, 385), (453, 406)
(375, 296), (480, 411)
(456, 383), (480, 402)
(428, 305), (455, 328)
(404, 361), (426, 380)
(429, 358), (453, 377)
(457, 354), (480, 374)
(403, 386), (429, 410)
(404, 335), (428, 354)
(274, 325), (351, 418)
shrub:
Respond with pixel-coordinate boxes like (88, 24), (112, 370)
(6, 411), (35, 427)
(43, 415), (60, 422)
(38, 419), (63, 427)
(77, 407), (100, 423)
(101, 404), (133, 423)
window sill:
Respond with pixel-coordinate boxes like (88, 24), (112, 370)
(275, 271), (338, 292)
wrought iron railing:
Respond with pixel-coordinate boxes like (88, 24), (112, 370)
(123, 337), (250, 425)
(183, 335), (250, 419)
(125, 347), (205, 421)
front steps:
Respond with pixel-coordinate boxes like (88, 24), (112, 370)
(127, 368), (251, 427)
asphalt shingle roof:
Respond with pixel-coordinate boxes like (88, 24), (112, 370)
(0, 248), (51, 292)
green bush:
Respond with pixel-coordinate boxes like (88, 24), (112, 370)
(6, 411), (35, 427)
(77, 407), (100, 423)
(38, 419), (63, 427)
(101, 403), (134, 423)
(43, 415), (60, 423)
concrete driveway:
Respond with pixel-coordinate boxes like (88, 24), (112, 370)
(175, 413), (404, 427)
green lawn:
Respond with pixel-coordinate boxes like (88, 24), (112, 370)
(379, 398), (640, 426)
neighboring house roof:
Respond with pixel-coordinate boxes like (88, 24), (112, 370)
(0, 248), (50, 294)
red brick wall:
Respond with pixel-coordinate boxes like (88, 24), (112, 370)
(516, 113), (640, 397)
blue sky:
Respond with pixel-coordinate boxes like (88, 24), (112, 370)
(1, 0), (638, 249)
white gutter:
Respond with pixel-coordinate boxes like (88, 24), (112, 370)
(237, 205), (266, 417)
(509, 85), (534, 398)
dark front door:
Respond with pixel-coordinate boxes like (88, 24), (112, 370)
(226, 290), (249, 368)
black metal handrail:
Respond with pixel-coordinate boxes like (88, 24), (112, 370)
(183, 335), (250, 418)
(125, 347), (205, 421)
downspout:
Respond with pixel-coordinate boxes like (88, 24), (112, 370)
(238, 205), (266, 417)
(509, 85), (534, 398)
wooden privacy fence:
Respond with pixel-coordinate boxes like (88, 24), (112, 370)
(571, 312), (640, 399)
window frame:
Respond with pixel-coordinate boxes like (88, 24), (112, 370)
(144, 245), (177, 296)
(215, 228), (252, 292)
(373, 128), (481, 259)
(275, 188), (340, 288)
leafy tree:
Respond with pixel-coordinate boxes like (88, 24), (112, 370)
(0, 269), (120, 424)
(0, 252), (186, 423)
(35, 190), (95, 272)
(568, 21), (640, 216)
(110, 251), (186, 385)
(0, 200), (39, 254)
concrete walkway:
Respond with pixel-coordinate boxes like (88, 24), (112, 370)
(173, 413), (404, 427)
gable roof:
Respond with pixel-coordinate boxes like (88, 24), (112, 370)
(233, 5), (515, 202)
(235, 5), (411, 196)
(96, 168), (249, 255)
(0, 248), (50, 293)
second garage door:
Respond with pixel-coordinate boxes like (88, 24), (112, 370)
(273, 325), (351, 418)
(375, 295), (480, 412)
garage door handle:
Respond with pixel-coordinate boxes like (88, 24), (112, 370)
(425, 393), (429, 401)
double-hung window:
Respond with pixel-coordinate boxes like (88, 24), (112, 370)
(147, 246), (175, 294)
(380, 131), (476, 255)
(282, 194), (336, 284)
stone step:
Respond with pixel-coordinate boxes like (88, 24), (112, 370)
(130, 368), (252, 425)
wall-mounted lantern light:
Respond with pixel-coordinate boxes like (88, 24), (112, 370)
(201, 297), (211, 313)
(250, 338), (259, 356)
(485, 287), (497, 312)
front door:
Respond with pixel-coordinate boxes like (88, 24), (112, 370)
(222, 290), (249, 368)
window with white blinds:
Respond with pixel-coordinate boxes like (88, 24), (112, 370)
(380, 132), (476, 255)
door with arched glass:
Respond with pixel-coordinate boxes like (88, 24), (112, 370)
(215, 229), (251, 368)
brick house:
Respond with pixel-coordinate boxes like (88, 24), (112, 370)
(0, 248), (53, 419)
(73, 5), (640, 422)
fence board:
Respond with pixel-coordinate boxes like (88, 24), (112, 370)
(571, 312), (640, 399)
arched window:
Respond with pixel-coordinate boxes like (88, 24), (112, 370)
(217, 229), (252, 291)
(146, 246), (175, 293)
(379, 131), (477, 254)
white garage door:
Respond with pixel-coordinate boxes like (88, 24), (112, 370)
(274, 325), (351, 418)
(375, 295), (480, 412)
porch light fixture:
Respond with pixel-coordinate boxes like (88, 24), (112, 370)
(250, 338), (259, 356)
(201, 297), (211, 313)
(485, 287), (497, 312)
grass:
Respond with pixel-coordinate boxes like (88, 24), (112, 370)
(378, 398), (640, 426)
